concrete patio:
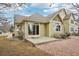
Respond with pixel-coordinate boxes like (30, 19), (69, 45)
(27, 37), (60, 45)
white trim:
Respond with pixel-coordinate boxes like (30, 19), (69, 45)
(52, 20), (63, 32)
(28, 35), (40, 38)
(27, 22), (40, 37)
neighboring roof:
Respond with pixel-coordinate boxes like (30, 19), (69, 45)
(14, 8), (70, 24)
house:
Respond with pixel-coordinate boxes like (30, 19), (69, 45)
(69, 13), (79, 35)
(14, 8), (78, 39)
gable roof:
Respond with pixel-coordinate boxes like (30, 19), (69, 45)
(14, 8), (70, 24)
(47, 8), (67, 19)
(63, 14), (71, 20)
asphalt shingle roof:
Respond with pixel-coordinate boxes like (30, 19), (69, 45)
(14, 8), (72, 23)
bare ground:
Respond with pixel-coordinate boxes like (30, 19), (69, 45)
(0, 37), (49, 56)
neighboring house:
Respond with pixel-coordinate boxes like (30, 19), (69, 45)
(69, 13), (79, 34)
(14, 8), (78, 39)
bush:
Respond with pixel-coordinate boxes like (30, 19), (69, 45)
(74, 33), (79, 36)
(53, 34), (62, 38)
(17, 31), (24, 40)
(12, 33), (15, 38)
(65, 32), (70, 37)
(60, 34), (66, 39)
(53, 33), (70, 39)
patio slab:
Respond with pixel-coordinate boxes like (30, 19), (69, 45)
(26, 37), (60, 45)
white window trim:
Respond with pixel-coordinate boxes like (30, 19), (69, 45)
(52, 21), (62, 32)
(28, 22), (40, 37)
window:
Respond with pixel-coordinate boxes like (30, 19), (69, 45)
(16, 25), (20, 31)
(56, 24), (61, 31)
(17, 25), (19, 27)
(71, 20), (74, 24)
(75, 23), (77, 25)
(28, 23), (39, 35)
(71, 27), (74, 31)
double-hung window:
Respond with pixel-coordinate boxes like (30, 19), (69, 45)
(56, 23), (61, 31)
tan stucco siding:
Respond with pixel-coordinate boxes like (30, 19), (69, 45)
(45, 23), (49, 36)
(49, 21), (53, 37)
(39, 23), (45, 37)
(14, 24), (18, 36)
(63, 20), (69, 33)
(24, 22), (48, 37)
(21, 23), (25, 37)
(49, 15), (64, 37)
(69, 15), (79, 34)
(53, 15), (61, 21)
(24, 22), (28, 38)
(52, 21), (64, 36)
(59, 10), (66, 20)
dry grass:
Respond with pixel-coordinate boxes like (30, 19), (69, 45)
(0, 36), (49, 56)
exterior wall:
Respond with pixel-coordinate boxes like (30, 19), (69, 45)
(15, 21), (50, 38)
(69, 16), (74, 34)
(24, 22), (28, 38)
(45, 23), (49, 36)
(24, 22), (48, 38)
(14, 24), (18, 36)
(21, 23), (25, 37)
(52, 21), (64, 36)
(59, 10), (66, 20)
(49, 21), (53, 37)
(74, 21), (79, 34)
(53, 15), (61, 21)
(69, 24), (74, 34)
(68, 15), (79, 34)
(49, 20), (64, 37)
(39, 23), (46, 37)
(48, 9), (68, 37)
(63, 20), (69, 33)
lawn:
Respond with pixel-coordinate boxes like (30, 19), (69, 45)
(0, 36), (49, 56)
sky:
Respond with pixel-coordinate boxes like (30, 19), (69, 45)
(15, 3), (72, 16)
(1, 3), (74, 24)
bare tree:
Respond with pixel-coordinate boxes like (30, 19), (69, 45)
(0, 3), (28, 32)
(72, 3), (79, 17)
(71, 3), (79, 22)
(0, 3), (27, 10)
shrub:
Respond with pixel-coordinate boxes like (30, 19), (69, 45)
(65, 32), (70, 37)
(53, 33), (70, 39)
(12, 33), (15, 38)
(60, 34), (66, 39)
(74, 33), (79, 36)
(53, 34), (62, 39)
(17, 31), (24, 40)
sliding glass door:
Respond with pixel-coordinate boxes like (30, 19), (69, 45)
(28, 23), (39, 35)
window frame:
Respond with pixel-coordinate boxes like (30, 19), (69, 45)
(71, 27), (74, 32)
(55, 23), (61, 31)
(28, 22), (39, 36)
(71, 19), (74, 24)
